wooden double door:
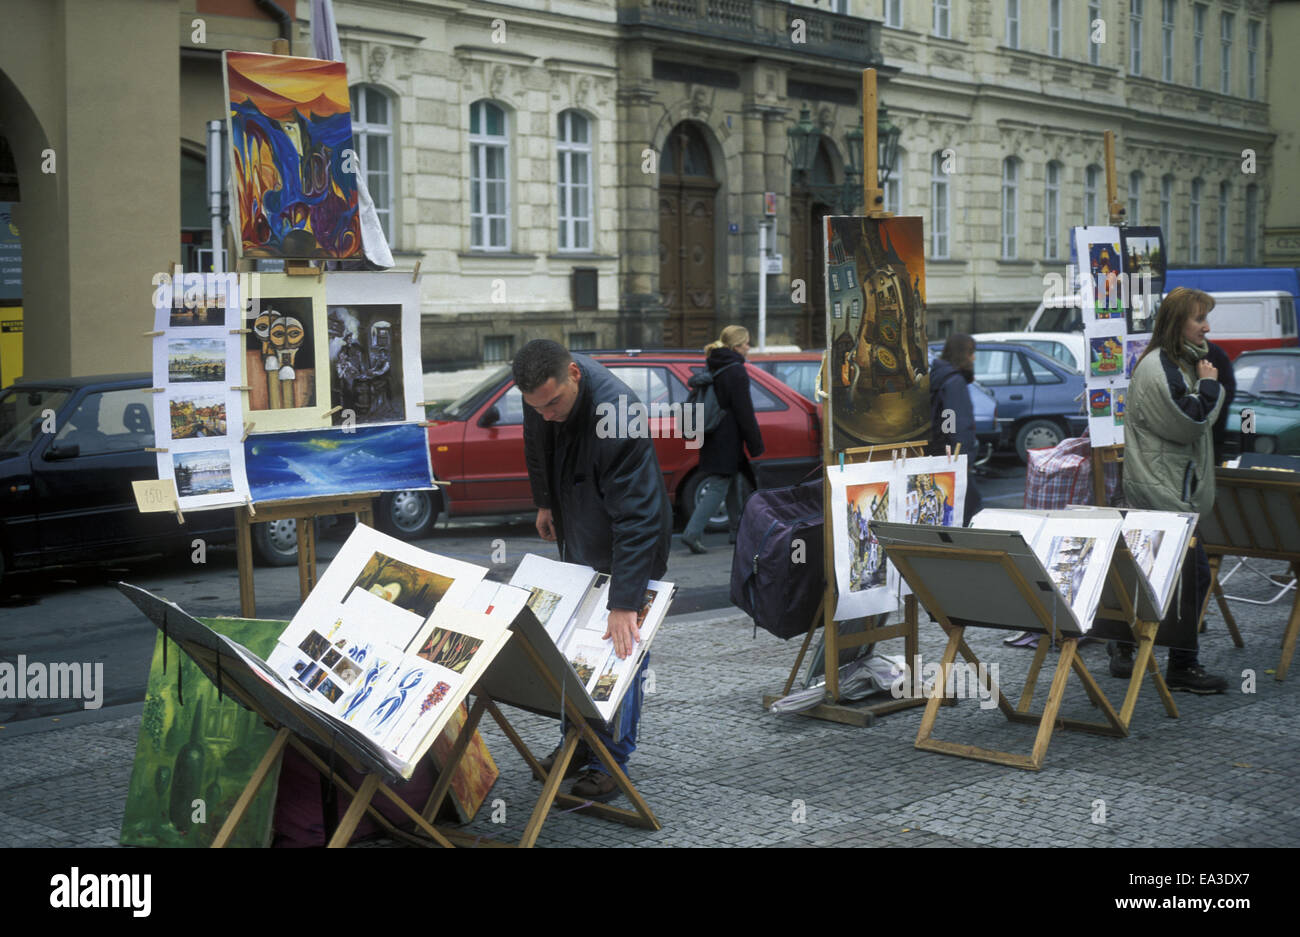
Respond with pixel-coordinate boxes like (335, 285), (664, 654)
(659, 180), (718, 349)
(789, 191), (831, 349)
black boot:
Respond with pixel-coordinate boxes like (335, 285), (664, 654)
(1107, 641), (1134, 678)
(1165, 662), (1228, 694)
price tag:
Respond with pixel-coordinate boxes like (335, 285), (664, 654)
(133, 479), (180, 513)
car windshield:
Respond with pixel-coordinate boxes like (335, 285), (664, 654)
(437, 366), (511, 420)
(0, 387), (71, 453)
(1234, 356), (1300, 398)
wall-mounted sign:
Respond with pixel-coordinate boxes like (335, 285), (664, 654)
(0, 203), (22, 302)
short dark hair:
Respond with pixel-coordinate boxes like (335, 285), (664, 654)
(941, 333), (975, 364)
(513, 339), (573, 393)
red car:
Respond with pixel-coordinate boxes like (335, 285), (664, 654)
(384, 352), (822, 537)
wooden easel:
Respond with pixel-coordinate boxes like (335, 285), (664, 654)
(1089, 129), (1127, 505)
(1197, 467), (1300, 680)
(762, 69), (925, 727)
(880, 538), (1126, 771)
(233, 492), (378, 617)
(420, 635), (660, 848)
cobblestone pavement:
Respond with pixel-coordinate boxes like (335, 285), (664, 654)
(2, 557), (1296, 848)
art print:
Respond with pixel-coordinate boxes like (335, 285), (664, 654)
(244, 423), (433, 504)
(1090, 336), (1124, 378)
(223, 51), (362, 259)
(167, 338), (228, 384)
(416, 627), (483, 674)
(167, 392), (228, 440)
(1114, 389), (1126, 426)
(1089, 242), (1124, 318)
(1120, 226), (1166, 295)
(240, 274), (332, 432)
(829, 461), (901, 619)
(346, 552), (454, 620)
(325, 273), (424, 426)
(1045, 535), (1095, 605)
(904, 471), (957, 526)
(825, 216), (931, 449)
(1125, 337), (1149, 378)
(1089, 388), (1112, 418)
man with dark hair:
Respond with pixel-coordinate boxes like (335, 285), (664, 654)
(514, 339), (672, 802)
(928, 333), (983, 524)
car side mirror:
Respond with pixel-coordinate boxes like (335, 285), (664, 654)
(44, 442), (80, 461)
(478, 405), (500, 428)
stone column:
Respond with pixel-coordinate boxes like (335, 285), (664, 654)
(616, 41), (664, 347)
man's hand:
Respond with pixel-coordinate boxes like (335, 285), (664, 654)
(535, 508), (557, 542)
(603, 608), (641, 660)
(1197, 359), (1219, 382)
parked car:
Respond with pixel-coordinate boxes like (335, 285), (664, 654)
(929, 341), (1086, 462)
(1222, 347), (1300, 456)
(0, 374), (300, 588)
(974, 331), (1085, 374)
(748, 350), (824, 403)
(409, 351), (823, 535)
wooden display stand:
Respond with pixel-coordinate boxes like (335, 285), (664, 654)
(1089, 129), (1128, 505)
(873, 523), (1163, 770)
(762, 69), (923, 727)
(234, 492), (378, 618)
(1197, 467), (1300, 680)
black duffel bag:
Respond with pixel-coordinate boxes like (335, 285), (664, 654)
(729, 479), (825, 639)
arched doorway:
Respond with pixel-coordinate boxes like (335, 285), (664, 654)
(789, 139), (836, 348)
(659, 122), (719, 349)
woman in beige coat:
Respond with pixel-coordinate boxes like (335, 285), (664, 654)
(1111, 287), (1227, 692)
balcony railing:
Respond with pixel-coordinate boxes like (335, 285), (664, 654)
(622, 0), (882, 66)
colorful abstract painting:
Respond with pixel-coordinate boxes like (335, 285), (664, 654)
(428, 702), (499, 824)
(244, 423), (432, 502)
(825, 216), (931, 449)
(224, 51), (362, 259)
(122, 617), (283, 848)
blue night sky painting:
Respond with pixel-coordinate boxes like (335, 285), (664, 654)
(244, 424), (431, 502)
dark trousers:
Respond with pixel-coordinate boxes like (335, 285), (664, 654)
(963, 470), (983, 526)
(1166, 540), (1211, 668)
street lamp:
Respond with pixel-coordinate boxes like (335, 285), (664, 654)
(786, 105), (819, 177)
(876, 106), (901, 188)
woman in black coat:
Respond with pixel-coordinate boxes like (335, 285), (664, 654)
(681, 325), (765, 553)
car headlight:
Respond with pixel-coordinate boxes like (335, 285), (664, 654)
(1254, 435), (1277, 454)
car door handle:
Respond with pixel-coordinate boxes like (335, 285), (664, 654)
(1010, 394), (1024, 400)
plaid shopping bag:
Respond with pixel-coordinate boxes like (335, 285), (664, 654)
(1024, 430), (1120, 509)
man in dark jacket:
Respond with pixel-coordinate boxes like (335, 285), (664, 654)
(928, 333), (983, 524)
(516, 340), (672, 802)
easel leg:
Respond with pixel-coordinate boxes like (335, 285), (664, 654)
(823, 601), (840, 702)
(1028, 639), (1077, 769)
(211, 726), (289, 848)
(1203, 555), (1244, 646)
(915, 625), (962, 746)
(484, 698), (548, 780)
(326, 773), (380, 848)
(1146, 646), (1179, 717)
(421, 695), (489, 822)
(235, 510), (256, 618)
(1017, 635), (1051, 713)
(1277, 563), (1300, 681)
(297, 513), (317, 602)
(1121, 620), (1157, 725)
(781, 598), (823, 698)
(519, 727), (580, 849)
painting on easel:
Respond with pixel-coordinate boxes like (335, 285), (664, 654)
(223, 51), (363, 259)
(824, 216), (931, 449)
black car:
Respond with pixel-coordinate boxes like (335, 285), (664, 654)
(0, 373), (305, 587)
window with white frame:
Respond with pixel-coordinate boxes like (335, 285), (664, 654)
(350, 85), (395, 242)
(469, 100), (509, 250)
(1190, 177), (1202, 263)
(1045, 161), (1062, 259)
(1247, 20), (1260, 99)
(1161, 174), (1173, 239)
(1244, 184), (1258, 264)
(883, 149), (903, 215)
(1220, 12), (1234, 96)
(1130, 0), (1144, 76)
(1161, 0), (1175, 81)
(1193, 4), (1206, 88)
(1089, 1), (1102, 65)
(884, 0), (903, 28)
(557, 110), (592, 252)
(1218, 179), (1230, 263)
(1007, 0), (1020, 48)
(1128, 170), (1143, 225)
(930, 151), (950, 259)
(934, 0), (951, 38)
(1085, 164), (1101, 226)
(1002, 157), (1019, 259)
(1048, 0), (1062, 57)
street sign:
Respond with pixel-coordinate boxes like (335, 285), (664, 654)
(763, 254), (783, 275)
(0, 202), (22, 302)
(764, 192), (777, 216)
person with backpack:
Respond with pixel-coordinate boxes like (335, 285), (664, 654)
(1109, 287), (1228, 694)
(927, 333), (983, 524)
(681, 325), (765, 554)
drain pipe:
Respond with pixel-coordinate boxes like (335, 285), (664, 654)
(254, 0), (293, 54)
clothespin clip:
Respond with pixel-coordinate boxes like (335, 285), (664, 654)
(838, 451), (845, 473)
(231, 385), (251, 393)
(229, 327), (252, 335)
(145, 446), (169, 453)
(242, 422), (254, 442)
(953, 442), (962, 461)
(411, 260), (422, 284)
(245, 496), (256, 519)
(945, 444), (953, 464)
(316, 263), (324, 282)
(142, 329), (164, 337)
(148, 387), (166, 394)
(174, 502), (185, 525)
(324, 405), (342, 419)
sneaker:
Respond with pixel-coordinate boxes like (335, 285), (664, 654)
(1003, 631), (1040, 648)
(1165, 663), (1228, 695)
(570, 768), (620, 803)
(534, 743), (588, 781)
(682, 536), (707, 554)
(1107, 641), (1134, 679)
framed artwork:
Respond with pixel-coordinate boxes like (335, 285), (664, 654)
(242, 273), (332, 432)
(244, 423), (433, 504)
(325, 273), (424, 426)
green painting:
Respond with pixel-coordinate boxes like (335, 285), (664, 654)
(121, 617), (284, 848)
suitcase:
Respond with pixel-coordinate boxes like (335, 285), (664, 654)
(730, 479), (826, 639)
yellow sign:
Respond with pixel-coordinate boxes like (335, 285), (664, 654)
(132, 478), (180, 514)
(0, 306), (21, 387)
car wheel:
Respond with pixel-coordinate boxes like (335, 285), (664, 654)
(250, 519), (300, 567)
(377, 490), (439, 541)
(682, 472), (755, 534)
(1015, 418), (1065, 463)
